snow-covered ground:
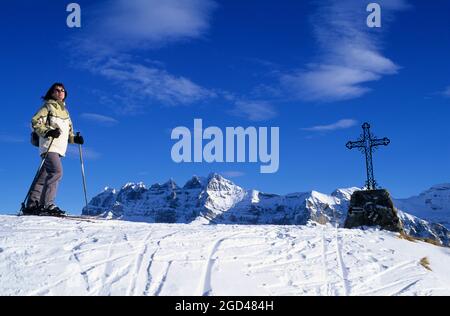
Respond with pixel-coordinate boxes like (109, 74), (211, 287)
(1, 215), (449, 296)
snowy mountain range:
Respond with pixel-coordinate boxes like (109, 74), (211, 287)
(83, 173), (450, 246)
(395, 184), (450, 229)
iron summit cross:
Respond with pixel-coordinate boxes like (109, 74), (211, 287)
(346, 123), (390, 190)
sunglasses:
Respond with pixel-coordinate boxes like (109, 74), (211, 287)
(54, 88), (65, 93)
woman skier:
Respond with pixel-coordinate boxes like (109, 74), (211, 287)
(23, 83), (84, 216)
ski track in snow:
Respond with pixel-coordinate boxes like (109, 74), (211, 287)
(321, 226), (330, 295)
(335, 226), (350, 296)
(95, 234), (122, 296)
(126, 230), (153, 296)
(152, 260), (172, 296)
(199, 232), (242, 296)
(0, 215), (450, 296)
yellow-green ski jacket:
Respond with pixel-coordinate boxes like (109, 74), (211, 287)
(31, 99), (75, 157)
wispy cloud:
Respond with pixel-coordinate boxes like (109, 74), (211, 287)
(302, 119), (358, 132)
(88, 57), (216, 106)
(68, 0), (217, 109)
(80, 113), (119, 126)
(0, 134), (24, 143)
(280, 0), (409, 102)
(87, 89), (147, 116)
(66, 146), (101, 160)
(443, 86), (450, 98)
(76, 0), (217, 54)
(229, 100), (277, 122)
(221, 171), (246, 178)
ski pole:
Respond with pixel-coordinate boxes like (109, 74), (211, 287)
(19, 137), (55, 215)
(77, 132), (89, 215)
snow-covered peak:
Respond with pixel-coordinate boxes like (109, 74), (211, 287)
(147, 179), (179, 191)
(205, 173), (241, 192)
(161, 179), (178, 190)
(428, 183), (450, 191)
(103, 187), (116, 194)
(250, 190), (260, 203)
(121, 182), (147, 191)
(331, 187), (360, 201)
(395, 184), (450, 229)
(203, 174), (246, 217)
(404, 183), (450, 200)
(207, 172), (222, 181)
(310, 190), (337, 203)
(183, 175), (205, 190)
(285, 192), (310, 198)
(121, 182), (135, 190)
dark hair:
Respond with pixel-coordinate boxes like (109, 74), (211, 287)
(42, 83), (67, 101)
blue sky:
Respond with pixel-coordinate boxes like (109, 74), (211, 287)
(0, 0), (449, 214)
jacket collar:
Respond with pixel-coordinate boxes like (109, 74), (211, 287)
(46, 99), (66, 110)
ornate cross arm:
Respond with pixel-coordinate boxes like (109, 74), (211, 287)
(346, 140), (365, 150)
(370, 137), (390, 147)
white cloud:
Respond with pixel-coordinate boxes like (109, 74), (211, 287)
(80, 113), (118, 125)
(81, 0), (217, 53)
(229, 100), (277, 122)
(89, 57), (217, 106)
(302, 119), (358, 132)
(282, 65), (379, 101)
(68, 0), (217, 109)
(281, 0), (408, 102)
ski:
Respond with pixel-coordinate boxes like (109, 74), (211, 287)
(17, 213), (106, 222)
(61, 215), (106, 222)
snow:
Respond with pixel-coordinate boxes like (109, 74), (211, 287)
(121, 182), (147, 191)
(81, 174), (449, 248)
(1, 215), (449, 296)
(395, 184), (450, 229)
(204, 174), (246, 216)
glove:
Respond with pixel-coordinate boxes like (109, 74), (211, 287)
(45, 128), (61, 139)
(74, 134), (84, 145)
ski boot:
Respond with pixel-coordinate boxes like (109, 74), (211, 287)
(22, 201), (43, 216)
(40, 204), (66, 217)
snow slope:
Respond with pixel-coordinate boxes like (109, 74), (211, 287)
(1, 215), (449, 296)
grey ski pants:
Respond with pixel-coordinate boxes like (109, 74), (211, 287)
(28, 152), (63, 208)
